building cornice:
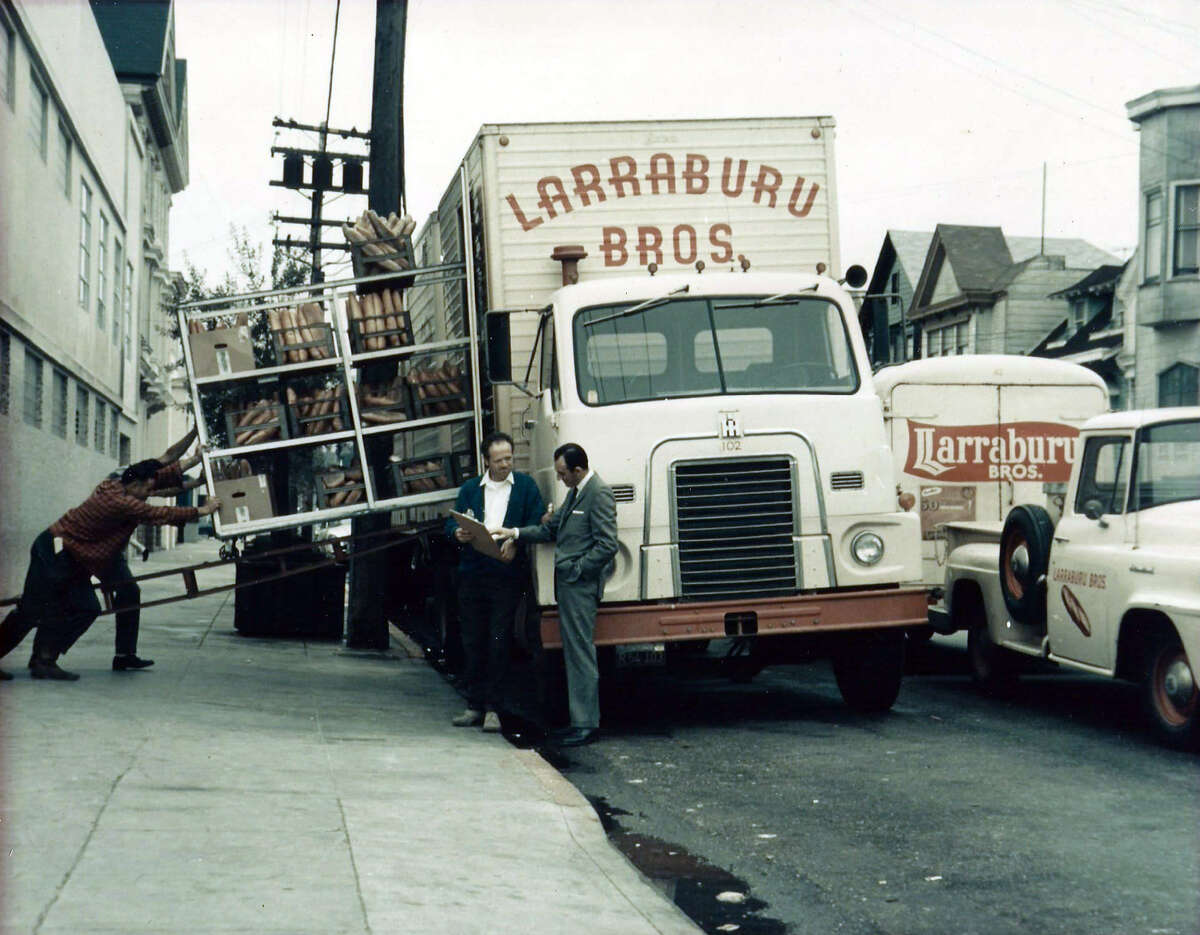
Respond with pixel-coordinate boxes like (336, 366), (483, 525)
(1126, 84), (1200, 123)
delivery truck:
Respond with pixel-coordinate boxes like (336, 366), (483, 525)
(873, 355), (1110, 592)
(937, 408), (1200, 749)
(413, 118), (927, 711)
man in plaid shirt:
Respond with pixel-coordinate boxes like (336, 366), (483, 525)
(0, 455), (221, 680)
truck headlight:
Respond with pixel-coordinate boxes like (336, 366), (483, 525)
(851, 531), (884, 566)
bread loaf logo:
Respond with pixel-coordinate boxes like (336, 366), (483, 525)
(1060, 584), (1092, 637)
(905, 421), (1080, 482)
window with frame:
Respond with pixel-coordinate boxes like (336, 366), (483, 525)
(23, 348), (43, 427)
(889, 272), (900, 308)
(925, 320), (970, 357)
(112, 240), (122, 343)
(74, 386), (89, 446)
(1158, 362), (1199, 408)
(1074, 435), (1130, 516)
(2, 16), (14, 109)
(56, 121), (71, 196)
(51, 369), (67, 437)
(1145, 190), (1163, 282)
(1173, 184), (1198, 277)
(0, 328), (8, 415)
(123, 260), (134, 359)
(109, 404), (119, 453)
(1134, 419), (1200, 510)
(96, 214), (108, 330)
(79, 180), (92, 310)
(28, 67), (47, 158)
(94, 400), (106, 452)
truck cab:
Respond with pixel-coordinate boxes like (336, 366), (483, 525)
(944, 408), (1200, 748)
(497, 268), (927, 711)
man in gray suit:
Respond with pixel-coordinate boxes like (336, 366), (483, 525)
(497, 443), (617, 747)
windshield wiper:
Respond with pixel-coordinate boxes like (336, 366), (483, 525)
(582, 285), (690, 328)
(713, 285), (820, 311)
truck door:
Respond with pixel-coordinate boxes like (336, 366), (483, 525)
(529, 310), (561, 501)
(1046, 434), (1131, 669)
(888, 382), (997, 585)
(998, 384), (1107, 516)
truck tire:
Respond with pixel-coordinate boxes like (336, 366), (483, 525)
(832, 629), (905, 713)
(1142, 630), (1200, 751)
(968, 622), (1020, 693)
(999, 504), (1054, 625)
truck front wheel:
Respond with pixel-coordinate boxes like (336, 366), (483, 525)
(1142, 631), (1200, 750)
(832, 630), (905, 713)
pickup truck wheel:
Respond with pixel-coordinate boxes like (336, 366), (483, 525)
(832, 630), (905, 713)
(968, 623), (1019, 693)
(999, 505), (1054, 625)
(1143, 632), (1200, 750)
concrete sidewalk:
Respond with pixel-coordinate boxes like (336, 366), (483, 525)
(0, 541), (699, 934)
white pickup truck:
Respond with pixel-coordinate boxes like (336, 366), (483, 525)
(938, 407), (1200, 749)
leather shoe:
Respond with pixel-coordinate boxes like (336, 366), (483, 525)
(482, 711), (502, 732)
(554, 728), (598, 747)
(451, 708), (484, 727)
(30, 659), (80, 681)
(113, 654), (154, 671)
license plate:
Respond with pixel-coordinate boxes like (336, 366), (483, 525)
(615, 642), (666, 668)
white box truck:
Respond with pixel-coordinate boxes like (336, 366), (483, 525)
(415, 118), (926, 711)
(874, 356), (1110, 592)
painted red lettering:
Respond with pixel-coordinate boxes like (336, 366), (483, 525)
(608, 156), (640, 198)
(673, 225), (698, 264)
(600, 227), (628, 267)
(637, 226), (663, 266)
(570, 164), (606, 207)
(721, 158), (747, 197)
(709, 223), (733, 263)
(751, 164), (782, 207)
(505, 194), (543, 232)
(787, 177), (819, 218)
(683, 154), (709, 194)
(535, 176), (572, 219)
(646, 153), (676, 195)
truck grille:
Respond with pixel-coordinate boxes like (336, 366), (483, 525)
(673, 458), (798, 601)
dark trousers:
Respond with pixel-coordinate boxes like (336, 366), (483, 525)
(457, 572), (522, 713)
(0, 531), (96, 661)
(0, 534), (139, 662)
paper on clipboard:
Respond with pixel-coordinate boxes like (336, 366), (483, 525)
(450, 510), (507, 561)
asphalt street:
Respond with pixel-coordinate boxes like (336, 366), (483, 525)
(538, 636), (1200, 935)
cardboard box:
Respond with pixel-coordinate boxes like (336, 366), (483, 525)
(190, 326), (256, 377)
(212, 474), (275, 527)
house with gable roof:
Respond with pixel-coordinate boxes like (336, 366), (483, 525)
(903, 224), (1120, 364)
(862, 227), (1120, 366)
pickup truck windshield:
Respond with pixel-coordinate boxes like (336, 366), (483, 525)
(572, 296), (858, 406)
(1135, 418), (1200, 509)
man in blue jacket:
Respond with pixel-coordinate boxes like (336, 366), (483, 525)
(444, 432), (545, 732)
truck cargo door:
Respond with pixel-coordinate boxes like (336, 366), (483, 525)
(888, 382), (998, 585)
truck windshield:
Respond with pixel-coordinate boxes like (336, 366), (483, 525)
(572, 296), (859, 406)
(1134, 419), (1200, 510)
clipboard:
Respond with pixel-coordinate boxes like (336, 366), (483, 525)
(449, 510), (508, 561)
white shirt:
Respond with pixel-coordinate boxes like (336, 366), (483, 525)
(481, 471), (514, 532)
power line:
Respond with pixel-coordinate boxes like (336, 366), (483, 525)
(324, 0), (342, 131)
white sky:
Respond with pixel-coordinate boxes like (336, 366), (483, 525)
(172, 0), (1200, 283)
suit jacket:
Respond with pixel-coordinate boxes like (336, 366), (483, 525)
(446, 471), (545, 578)
(517, 474), (618, 587)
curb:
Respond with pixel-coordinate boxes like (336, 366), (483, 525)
(514, 748), (702, 934)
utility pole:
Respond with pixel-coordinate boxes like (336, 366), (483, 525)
(345, 0), (407, 650)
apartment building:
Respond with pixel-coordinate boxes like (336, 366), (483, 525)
(0, 0), (188, 595)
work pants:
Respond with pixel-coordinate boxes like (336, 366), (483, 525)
(555, 572), (601, 730)
(0, 531), (97, 661)
(457, 572), (521, 713)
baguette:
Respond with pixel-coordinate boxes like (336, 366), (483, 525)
(381, 290), (400, 347)
(281, 308), (308, 362)
(292, 306), (316, 352)
(365, 294), (382, 351)
(343, 489), (363, 505)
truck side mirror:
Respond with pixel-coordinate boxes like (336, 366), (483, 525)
(1082, 499), (1105, 521)
(485, 310), (512, 384)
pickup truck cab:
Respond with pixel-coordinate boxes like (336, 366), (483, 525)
(941, 408), (1200, 749)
